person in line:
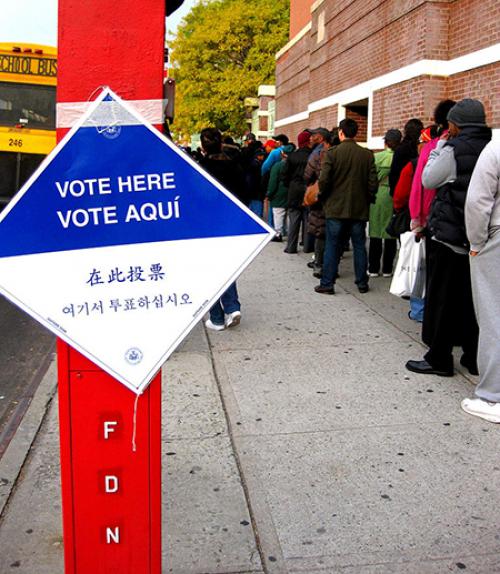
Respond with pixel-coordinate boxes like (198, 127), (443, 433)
(222, 136), (241, 162)
(240, 132), (263, 168)
(406, 99), (492, 376)
(305, 129), (337, 277)
(261, 134), (290, 177)
(305, 128), (330, 182)
(246, 147), (267, 216)
(368, 128), (402, 277)
(261, 135), (290, 228)
(282, 131), (311, 254)
(389, 118), (423, 197)
(314, 118), (378, 295)
(391, 128), (437, 240)
(303, 128), (330, 257)
(408, 99), (456, 321)
(266, 143), (295, 241)
(409, 100), (456, 231)
(198, 127), (245, 331)
(461, 140), (500, 423)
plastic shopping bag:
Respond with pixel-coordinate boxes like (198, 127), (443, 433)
(411, 239), (426, 299)
(390, 232), (426, 298)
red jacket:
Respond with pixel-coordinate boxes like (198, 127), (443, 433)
(393, 160), (415, 211)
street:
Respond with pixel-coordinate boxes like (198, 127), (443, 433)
(0, 296), (54, 458)
(1, 242), (498, 574)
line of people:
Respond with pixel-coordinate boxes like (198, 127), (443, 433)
(188, 129), (298, 332)
(191, 101), (499, 425)
(274, 98), (498, 425)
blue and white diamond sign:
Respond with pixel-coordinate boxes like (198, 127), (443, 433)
(0, 88), (274, 394)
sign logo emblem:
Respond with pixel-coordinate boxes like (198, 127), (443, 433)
(125, 348), (143, 365)
(100, 124), (122, 140)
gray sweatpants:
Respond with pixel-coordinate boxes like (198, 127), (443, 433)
(470, 229), (500, 402)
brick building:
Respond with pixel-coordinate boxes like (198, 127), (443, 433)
(274, 0), (500, 147)
(244, 85), (276, 141)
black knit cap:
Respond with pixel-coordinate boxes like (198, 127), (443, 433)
(384, 128), (402, 143)
(447, 98), (486, 128)
(273, 133), (289, 144)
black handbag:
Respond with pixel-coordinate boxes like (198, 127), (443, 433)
(386, 208), (411, 237)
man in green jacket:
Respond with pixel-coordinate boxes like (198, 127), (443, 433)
(314, 118), (378, 294)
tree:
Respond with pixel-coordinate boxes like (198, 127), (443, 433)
(169, 0), (289, 138)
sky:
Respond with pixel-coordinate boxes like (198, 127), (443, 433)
(166, 0), (200, 39)
(0, 0), (58, 47)
(0, 0), (199, 47)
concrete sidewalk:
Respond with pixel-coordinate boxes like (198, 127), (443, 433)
(1, 241), (499, 574)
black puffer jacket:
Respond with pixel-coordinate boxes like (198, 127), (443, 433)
(427, 126), (491, 249)
(389, 139), (419, 197)
(281, 147), (311, 208)
(199, 152), (247, 204)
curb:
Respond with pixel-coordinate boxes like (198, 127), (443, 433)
(0, 357), (58, 518)
(206, 328), (287, 574)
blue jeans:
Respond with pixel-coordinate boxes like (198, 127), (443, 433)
(321, 218), (368, 288)
(267, 207), (274, 227)
(209, 282), (240, 325)
(249, 200), (263, 218)
(409, 296), (424, 322)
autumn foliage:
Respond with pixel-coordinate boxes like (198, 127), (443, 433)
(170, 0), (289, 138)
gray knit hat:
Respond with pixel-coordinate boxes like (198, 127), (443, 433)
(310, 127), (330, 139)
(447, 98), (486, 127)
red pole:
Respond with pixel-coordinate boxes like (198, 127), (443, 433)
(57, 2), (165, 572)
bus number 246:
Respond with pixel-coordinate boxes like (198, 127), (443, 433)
(8, 138), (23, 148)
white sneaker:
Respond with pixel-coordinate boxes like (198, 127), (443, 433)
(382, 273), (393, 278)
(368, 272), (380, 277)
(205, 319), (225, 331)
(225, 310), (241, 328)
(461, 397), (500, 423)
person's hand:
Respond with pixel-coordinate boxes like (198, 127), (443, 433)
(470, 250), (479, 257)
(410, 221), (425, 238)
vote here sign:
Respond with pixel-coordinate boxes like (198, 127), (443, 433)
(0, 88), (274, 394)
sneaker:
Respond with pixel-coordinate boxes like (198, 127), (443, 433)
(225, 310), (241, 328)
(382, 273), (393, 278)
(271, 234), (283, 242)
(368, 272), (380, 277)
(408, 310), (423, 323)
(205, 319), (225, 331)
(461, 397), (500, 423)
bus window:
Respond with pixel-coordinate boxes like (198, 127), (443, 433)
(0, 43), (57, 210)
(0, 83), (55, 130)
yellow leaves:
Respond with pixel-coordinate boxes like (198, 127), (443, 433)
(170, 0), (289, 136)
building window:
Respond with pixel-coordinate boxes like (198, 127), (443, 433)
(343, 98), (369, 143)
(317, 11), (325, 44)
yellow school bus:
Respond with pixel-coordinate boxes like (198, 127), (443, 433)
(0, 43), (57, 209)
